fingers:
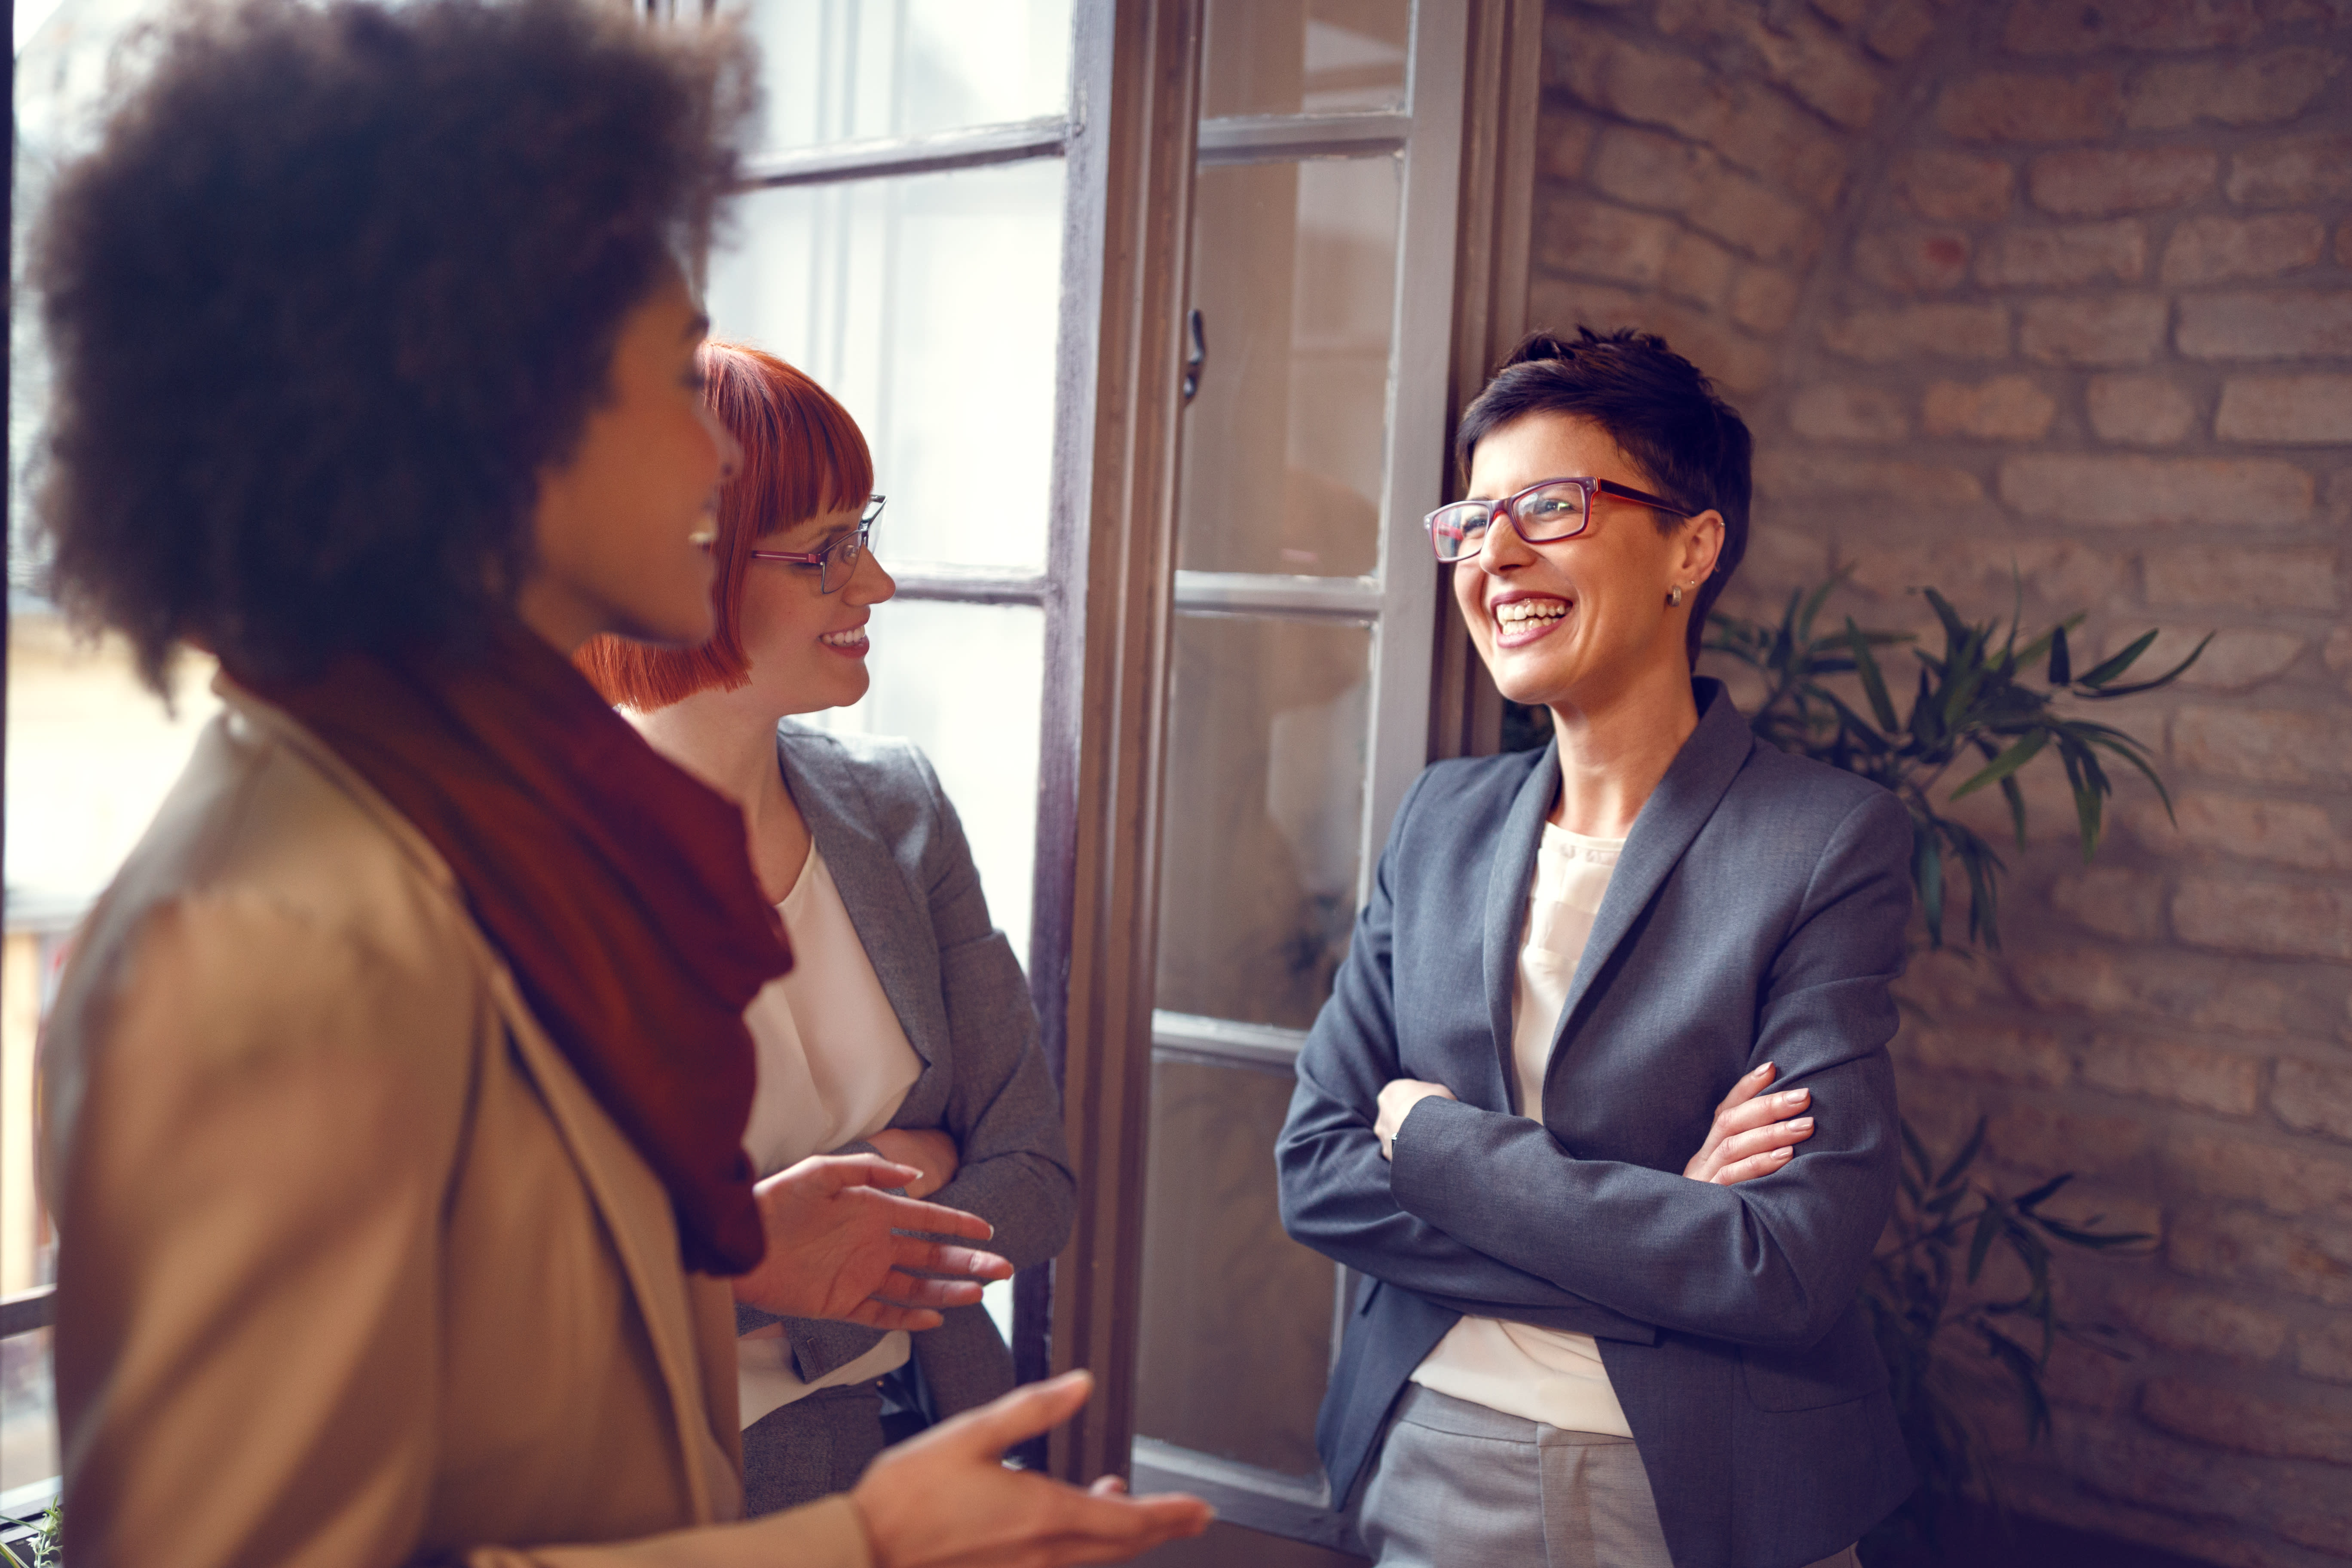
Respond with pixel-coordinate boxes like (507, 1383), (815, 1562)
(1706, 1117), (1815, 1185)
(1712, 1061), (1777, 1116)
(864, 1188), (998, 1243)
(1712, 1148), (1795, 1185)
(933, 1369), (1096, 1458)
(842, 1300), (948, 1332)
(894, 1240), (1014, 1282)
(869, 1272), (990, 1312)
(760, 1154), (928, 1196)
(1714, 1085), (1809, 1140)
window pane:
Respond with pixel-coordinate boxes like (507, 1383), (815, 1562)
(708, 159), (1065, 573)
(1134, 1057), (1332, 1480)
(0, 1328), (56, 1494)
(726, 0), (1074, 153)
(1156, 613), (1369, 1031)
(1202, 0), (1410, 118)
(1178, 156), (1399, 579)
(805, 598), (1044, 973)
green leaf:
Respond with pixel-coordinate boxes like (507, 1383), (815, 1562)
(1921, 587), (1970, 651)
(1797, 573), (1846, 642)
(1998, 774), (2029, 851)
(2014, 1172), (2073, 1210)
(1967, 1202), (2003, 1282)
(2047, 623), (2072, 686)
(2073, 627), (2158, 689)
(1909, 663), (1943, 748)
(2083, 632), (2214, 699)
(1951, 728), (2050, 802)
(1915, 824), (1946, 945)
(1936, 1117), (1988, 1189)
(1847, 617), (1901, 732)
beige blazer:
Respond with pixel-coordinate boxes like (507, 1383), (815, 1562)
(40, 681), (873, 1568)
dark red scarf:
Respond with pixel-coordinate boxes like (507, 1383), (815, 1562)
(233, 620), (788, 1274)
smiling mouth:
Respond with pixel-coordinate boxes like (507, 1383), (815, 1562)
(820, 626), (868, 649)
(1493, 597), (1570, 631)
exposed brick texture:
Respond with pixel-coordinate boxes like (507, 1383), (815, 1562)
(1527, 3), (2352, 1557)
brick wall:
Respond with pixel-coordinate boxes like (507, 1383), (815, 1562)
(1529, 3), (2352, 1562)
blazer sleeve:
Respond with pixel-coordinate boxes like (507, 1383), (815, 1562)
(1384, 789), (1912, 1351)
(901, 744), (1075, 1274)
(1275, 770), (1661, 1344)
(52, 895), (872, 1568)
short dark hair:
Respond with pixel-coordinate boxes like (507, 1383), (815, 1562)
(1455, 327), (1753, 666)
(32, 0), (752, 689)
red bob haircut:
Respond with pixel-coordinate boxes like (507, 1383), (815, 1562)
(576, 340), (874, 709)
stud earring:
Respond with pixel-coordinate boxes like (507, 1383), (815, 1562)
(1667, 584), (1685, 608)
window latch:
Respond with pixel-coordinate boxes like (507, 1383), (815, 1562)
(1182, 307), (1207, 402)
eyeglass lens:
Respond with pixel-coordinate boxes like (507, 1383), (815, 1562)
(821, 524), (872, 593)
(1431, 482), (1588, 561)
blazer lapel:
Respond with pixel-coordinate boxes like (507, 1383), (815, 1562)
(1549, 680), (1755, 1071)
(1481, 741), (1561, 1112)
(775, 724), (942, 1074)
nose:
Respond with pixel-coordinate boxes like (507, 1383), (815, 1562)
(1472, 507), (1535, 575)
(848, 542), (896, 606)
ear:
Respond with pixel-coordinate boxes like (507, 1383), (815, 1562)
(1677, 510), (1726, 585)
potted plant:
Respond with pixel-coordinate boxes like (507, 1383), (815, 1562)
(1706, 574), (2205, 1554)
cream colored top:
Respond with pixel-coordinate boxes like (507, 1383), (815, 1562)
(737, 844), (924, 1427)
(1409, 821), (1635, 1437)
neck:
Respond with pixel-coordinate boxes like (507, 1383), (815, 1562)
(1544, 656), (1700, 838)
(630, 688), (810, 901)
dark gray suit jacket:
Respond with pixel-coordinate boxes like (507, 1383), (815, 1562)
(740, 723), (1075, 1417)
(1276, 680), (1917, 1568)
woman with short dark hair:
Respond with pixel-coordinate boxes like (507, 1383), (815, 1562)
(1278, 328), (1911, 1568)
(32, 3), (1206, 1564)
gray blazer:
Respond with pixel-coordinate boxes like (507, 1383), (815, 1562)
(1276, 680), (1917, 1568)
(738, 723), (1075, 1416)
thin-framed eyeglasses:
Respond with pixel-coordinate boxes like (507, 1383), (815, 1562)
(742, 494), (886, 593)
(1426, 477), (1692, 563)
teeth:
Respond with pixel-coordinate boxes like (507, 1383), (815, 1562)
(821, 627), (867, 647)
(1494, 599), (1569, 626)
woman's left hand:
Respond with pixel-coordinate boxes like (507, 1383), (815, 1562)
(1682, 1062), (1814, 1185)
(870, 1127), (961, 1200)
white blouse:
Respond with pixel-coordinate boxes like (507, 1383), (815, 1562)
(740, 844), (923, 1177)
(1409, 821), (1635, 1437)
(736, 842), (925, 1428)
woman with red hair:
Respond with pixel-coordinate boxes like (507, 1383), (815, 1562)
(580, 343), (1075, 1517)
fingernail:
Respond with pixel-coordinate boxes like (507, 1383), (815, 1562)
(1752, 1062), (1773, 1077)
(1772, 1146), (1793, 1159)
(1790, 1117), (1813, 1131)
(1779, 1089), (1808, 1106)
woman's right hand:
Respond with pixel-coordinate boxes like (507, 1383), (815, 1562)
(1681, 1062), (1814, 1185)
(851, 1371), (1213, 1568)
(732, 1153), (1010, 1329)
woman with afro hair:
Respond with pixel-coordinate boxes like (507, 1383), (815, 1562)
(29, 3), (1207, 1565)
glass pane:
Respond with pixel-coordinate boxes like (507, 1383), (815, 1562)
(725, 0), (1073, 154)
(1, 1329), (56, 1494)
(1156, 613), (1369, 1031)
(708, 159), (1065, 573)
(807, 598), (1044, 973)
(1135, 1057), (1333, 1479)
(1178, 157), (1399, 579)
(1202, 0), (1411, 118)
